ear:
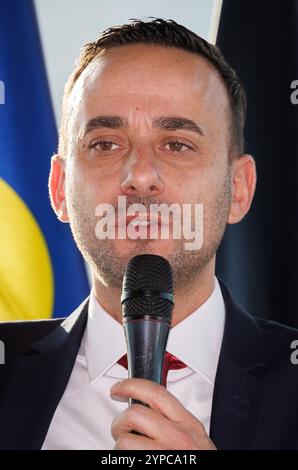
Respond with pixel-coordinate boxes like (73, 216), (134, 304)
(48, 154), (69, 223)
(228, 154), (257, 224)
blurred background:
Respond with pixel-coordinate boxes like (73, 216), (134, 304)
(0, 0), (297, 326)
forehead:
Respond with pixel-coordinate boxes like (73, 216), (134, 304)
(69, 44), (229, 129)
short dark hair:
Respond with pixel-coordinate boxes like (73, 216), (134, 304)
(59, 18), (246, 158)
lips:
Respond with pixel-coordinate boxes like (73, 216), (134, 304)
(117, 214), (161, 228)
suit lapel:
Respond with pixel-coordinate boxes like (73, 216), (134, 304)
(0, 282), (268, 450)
(210, 281), (267, 449)
(0, 298), (89, 450)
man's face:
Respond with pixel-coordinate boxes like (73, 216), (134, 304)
(62, 44), (232, 289)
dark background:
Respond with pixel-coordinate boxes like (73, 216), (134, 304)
(216, 0), (298, 327)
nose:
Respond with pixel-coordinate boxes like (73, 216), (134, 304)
(120, 145), (164, 197)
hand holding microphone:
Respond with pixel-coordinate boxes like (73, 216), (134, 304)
(110, 254), (217, 450)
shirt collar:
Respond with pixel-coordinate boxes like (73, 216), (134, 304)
(84, 292), (126, 383)
(166, 277), (225, 384)
(84, 277), (225, 385)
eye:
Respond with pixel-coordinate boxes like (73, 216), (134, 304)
(164, 140), (193, 153)
(89, 140), (120, 152)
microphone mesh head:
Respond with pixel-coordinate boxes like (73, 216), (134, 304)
(122, 254), (174, 321)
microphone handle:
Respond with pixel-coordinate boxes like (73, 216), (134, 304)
(123, 315), (170, 406)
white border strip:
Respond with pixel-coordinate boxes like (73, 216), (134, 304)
(208, 0), (223, 44)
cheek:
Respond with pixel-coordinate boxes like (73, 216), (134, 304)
(191, 164), (230, 206)
(70, 162), (120, 211)
(184, 166), (215, 195)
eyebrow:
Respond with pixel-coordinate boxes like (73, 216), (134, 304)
(152, 116), (204, 136)
(83, 115), (204, 137)
(84, 115), (126, 134)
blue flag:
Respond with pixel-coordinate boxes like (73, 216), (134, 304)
(0, 0), (89, 320)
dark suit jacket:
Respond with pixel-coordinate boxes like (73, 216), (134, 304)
(0, 281), (297, 450)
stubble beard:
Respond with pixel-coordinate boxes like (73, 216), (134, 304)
(66, 169), (232, 290)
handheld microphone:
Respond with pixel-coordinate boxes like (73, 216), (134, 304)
(121, 254), (174, 406)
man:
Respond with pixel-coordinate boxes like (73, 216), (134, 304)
(0, 18), (297, 450)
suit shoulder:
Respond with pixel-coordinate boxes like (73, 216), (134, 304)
(254, 316), (298, 342)
(253, 317), (298, 381)
(0, 317), (64, 360)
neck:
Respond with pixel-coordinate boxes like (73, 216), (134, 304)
(92, 258), (215, 327)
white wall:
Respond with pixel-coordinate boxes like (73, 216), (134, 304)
(34, 0), (217, 124)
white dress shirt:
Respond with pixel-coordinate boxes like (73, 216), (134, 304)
(42, 277), (225, 450)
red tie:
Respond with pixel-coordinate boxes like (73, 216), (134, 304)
(117, 352), (187, 387)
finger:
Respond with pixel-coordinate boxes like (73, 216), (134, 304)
(110, 378), (200, 426)
(111, 403), (181, 442)
(114, 432), (163, 450)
